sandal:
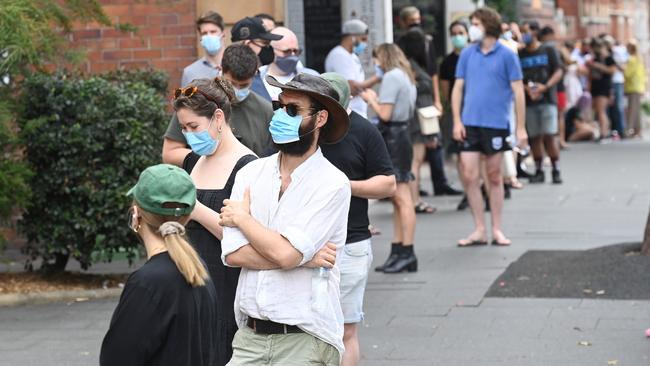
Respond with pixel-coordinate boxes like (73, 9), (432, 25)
(415, 201), (437, 214)
(457, 238), (488, 247)
(491, 232), (512, 246)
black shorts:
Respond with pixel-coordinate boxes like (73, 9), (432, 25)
(457, 126), (511, 155)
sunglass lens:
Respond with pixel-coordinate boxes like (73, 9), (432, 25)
(174, 88), (182, 99)
(286, 104), (298, 117)
(272, 101), (282, 111)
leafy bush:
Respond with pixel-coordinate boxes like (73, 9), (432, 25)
(0, 98), (32, 250)
(17, 71), (169, 271)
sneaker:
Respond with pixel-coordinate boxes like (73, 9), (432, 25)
(552, 170), (563, 184)
(528, 170), (545, 184)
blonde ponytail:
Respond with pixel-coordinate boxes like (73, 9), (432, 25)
(157, 221), (209, 287)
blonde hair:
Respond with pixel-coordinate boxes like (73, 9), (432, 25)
(373, 43), (416, 84)
(139, 207), (209, 287)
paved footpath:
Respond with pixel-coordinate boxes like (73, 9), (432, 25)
(1, 140), (649, 365)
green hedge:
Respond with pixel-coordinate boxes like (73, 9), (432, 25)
(17, 70), (169, 271)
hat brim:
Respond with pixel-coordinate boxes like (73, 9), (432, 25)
(258, 33), (284, 41)
(266, 75), (350, 144)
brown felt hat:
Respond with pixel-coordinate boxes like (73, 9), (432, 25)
(266, 73), (350, 144)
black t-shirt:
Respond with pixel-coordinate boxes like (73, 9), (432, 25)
(590, 55), (616, 96)
(100, 252), (217, 366)
(519, 44), (561, 105)
(321, 112), (394, 243)
(439, 52), (460, 100)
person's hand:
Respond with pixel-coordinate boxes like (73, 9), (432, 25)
(349, 80), (364, 96)
(360, 88), (377, 103)
(303, 242), (337, 268)
(434, 101), (443, 114)
(516, 127), (528, 149)
(219, 187), (251, 228)
(453, 122), (466, 142)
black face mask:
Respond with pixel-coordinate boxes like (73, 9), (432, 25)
(274, 115), (318, 156)
(258, 45), (275, 66)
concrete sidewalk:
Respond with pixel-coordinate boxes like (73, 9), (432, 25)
(360, 139), (650, 365)
(0, 140), (649, 365)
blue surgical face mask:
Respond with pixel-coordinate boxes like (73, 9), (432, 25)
(269, 108), (304, 144)
(201, 35), (222, 56)
(451, 34), (468, 49)
(275, 55), (300, 75)
(502, 31), (513, 41)
(353, 41), (368, 55)
(183, 117), (219, 155)
(234, 86), (250, 102)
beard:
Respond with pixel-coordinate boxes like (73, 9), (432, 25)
(274, 115), (318, 156)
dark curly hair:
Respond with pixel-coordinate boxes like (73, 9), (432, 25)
(173, 77), (236, 122)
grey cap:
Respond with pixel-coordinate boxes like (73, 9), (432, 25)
(342, 19), (368, 35)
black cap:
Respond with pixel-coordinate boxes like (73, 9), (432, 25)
(266, 74), (350, 144)
(231, 17), (283, 42)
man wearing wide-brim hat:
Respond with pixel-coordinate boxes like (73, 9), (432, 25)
(219, 73), (352, 365)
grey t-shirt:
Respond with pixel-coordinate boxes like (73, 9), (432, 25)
(378, 68), (417, 122)
(181, 58), (221, 87)
(165, 91), (274, 156)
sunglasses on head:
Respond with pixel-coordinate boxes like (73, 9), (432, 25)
(272, 101), (319, 118)
(173, 86), (220, 106)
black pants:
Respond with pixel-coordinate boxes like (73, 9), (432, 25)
(426, 145), (448, 194)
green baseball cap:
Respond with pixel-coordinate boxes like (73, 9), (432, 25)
(127, 164), (196, 217)
(321, 72), (351, 110)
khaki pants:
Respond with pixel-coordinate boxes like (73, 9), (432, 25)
(227, 327), (340, 366)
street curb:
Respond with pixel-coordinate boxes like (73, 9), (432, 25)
(0, 288), (122, 307)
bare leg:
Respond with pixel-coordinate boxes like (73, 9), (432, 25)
(458, 152), (487, 243)
(410, 143), (426, 203)
(485, 153), (510, 245)
(392, 183), (416, 245)
(342, 324), (360, 366)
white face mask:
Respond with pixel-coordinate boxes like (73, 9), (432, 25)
(468, 25), (484, 43)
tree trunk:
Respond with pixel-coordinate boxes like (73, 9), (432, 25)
(40, 252), (70, 274)
(642, 206), (650, 255)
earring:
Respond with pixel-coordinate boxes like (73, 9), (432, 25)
(218, 124), (223, 133)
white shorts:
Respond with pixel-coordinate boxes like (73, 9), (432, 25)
(339, 239), (373, 324)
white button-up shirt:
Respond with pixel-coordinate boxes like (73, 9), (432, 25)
(221, 149), (351, 355)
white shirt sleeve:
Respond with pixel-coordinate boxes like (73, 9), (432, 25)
(325, 47), (360, 81)
(220, 169), (251, 267)
(279, 181), (351, 265)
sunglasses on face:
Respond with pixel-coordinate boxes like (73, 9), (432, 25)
(173, 86), (220, 106)
(272, 101), (318, 117)
(274, 47), (302, 56)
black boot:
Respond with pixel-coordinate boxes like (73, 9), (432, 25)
(552, 169), (563, 184)
(456, 195), (469, 211)
(374, 243), (402, 272)
(383, 245), (418, 273)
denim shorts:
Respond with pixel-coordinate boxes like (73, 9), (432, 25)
(339, 239), (373, 324)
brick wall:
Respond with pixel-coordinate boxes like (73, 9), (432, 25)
(71, 0), (198, 92)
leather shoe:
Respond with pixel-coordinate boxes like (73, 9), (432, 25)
(383, 253), (418, 273)
(374, 253), (400, 272)
(434, 185), (463, 196)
